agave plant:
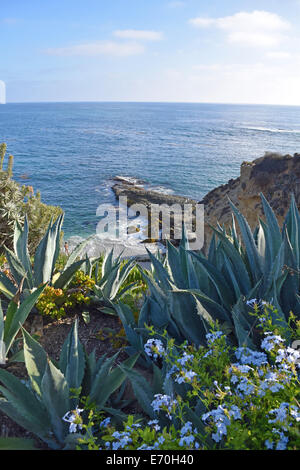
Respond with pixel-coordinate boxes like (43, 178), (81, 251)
(0, 318), (139, 449)
(124, 193), (300, 350)
(92, 249), (137, 307)
(0, 284), (46, 364)
(0, 215), (93, 300)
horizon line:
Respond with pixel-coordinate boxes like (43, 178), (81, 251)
(3, 99), (300, 107)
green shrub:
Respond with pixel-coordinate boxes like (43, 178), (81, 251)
(0, 318), (139, 449)
(0, 143), (63, 253)
(74, 304), (300, 451)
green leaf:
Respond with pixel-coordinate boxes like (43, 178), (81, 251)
(119, 365), (155, 418)
(22, 327), (48, 397)
(4, 284), (46, 354)
(59, 318), (85, 392)
(41, 360), (70, 444)
(54, 259), (86, 289)
(92, 353), (140, 409)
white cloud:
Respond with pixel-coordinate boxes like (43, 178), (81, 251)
(113, 29), (163, 41)
(45, 41), (145, 57)
(266, 51), (292, 59)
(189, 10), (291, 47)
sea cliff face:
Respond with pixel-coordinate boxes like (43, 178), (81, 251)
(201, 152), (300, 246)
(112, 152), (300, 251)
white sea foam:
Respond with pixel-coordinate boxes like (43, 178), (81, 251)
(243, 126), (300, 134)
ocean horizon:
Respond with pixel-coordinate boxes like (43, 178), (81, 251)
(1, 101), (300, 241)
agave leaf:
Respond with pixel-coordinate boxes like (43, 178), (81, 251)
(0, 303), (5, 364)
(53, 259), (86, 289)
(3, 246), (28, 287)
(260, 193), (282, 258)
(13, 216), (33, 289)
(92, 353), (139, 409)
(174, 288), (232, 325)
(211, 226), (251, 294)
(22, 327), (48, 397)
(4, 284), (46, 354)
(33, 214), (64, 286)
(190, 251), (235, 306)
(3, 299), (18, 342)
(0, 369), (51, 438)
(59, 318), (85, 393)
(119, 365), (155, 418)
(0, 272), (17, 300)
(228, 199), (262, 283)
(64, 236), (94, 270)
(41, 360), (70, 444)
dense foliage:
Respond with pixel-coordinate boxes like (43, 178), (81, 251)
(0, 143), (63, 253)
(0, 191), (299, 451)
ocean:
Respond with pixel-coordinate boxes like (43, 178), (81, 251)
(1, 102), (300, 245)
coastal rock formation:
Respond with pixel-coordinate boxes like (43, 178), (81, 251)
(201, 152), (300, 248)
(112, 152), (300, 251)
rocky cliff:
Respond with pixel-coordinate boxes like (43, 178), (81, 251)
(201, 152), (300, 247)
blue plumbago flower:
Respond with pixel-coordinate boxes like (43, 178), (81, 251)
(265, 439), (274, 450)
(235, 347), (268, 367)
(144, 339), (166, 360)
(111, 431), (132, 450)
(148, 419), (161, 431)
(273, 429), (289, 450)
(258, 370), (285, 396)
(261, 334), (285, 352)
(275, 347), (300, 366)
(151, 394), (178, 419)
(62, 407), (84, 434)
(175, 368), (197, 384)
(157, 436), (165, 445)
(179, 434), (195, 447)
(180, 421), (193, 436)
(100, 417), (111, 428)
(177, 352), (194, 366)
(205, 331), (224, 345)
(269, 403), (300, 426)
(202, 405), (241, 443)
(236, 376), (255, 397)
(269, 403), (290, 425)
(246, 299), (268, 308)
(229, 405), (242, 421)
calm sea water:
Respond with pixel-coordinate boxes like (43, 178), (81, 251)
(0, 102), (300, 239)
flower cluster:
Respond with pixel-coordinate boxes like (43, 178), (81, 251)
(62, 407), (83, 434)
(202, 405), (241, 443)
(151, 394), (178, 420)
(144, 339), (166, 360)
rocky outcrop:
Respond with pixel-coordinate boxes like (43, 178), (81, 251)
(201, 152), (300, 248)
(112, 152), (300, 251)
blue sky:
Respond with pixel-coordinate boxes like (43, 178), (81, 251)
(1, 0), (300, 104)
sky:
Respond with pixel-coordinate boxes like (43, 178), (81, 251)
(1, 0), (300, 104)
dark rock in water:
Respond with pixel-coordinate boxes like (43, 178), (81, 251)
(112, 181), (198, 207)
(112, 179), (200, 248)
(113, 176), (145, 186)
